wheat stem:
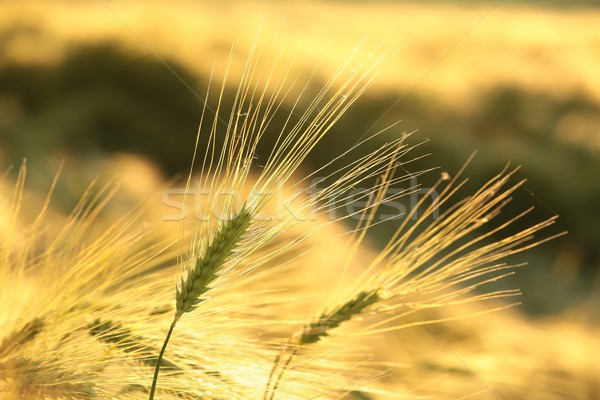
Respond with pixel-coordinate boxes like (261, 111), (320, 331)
(149, 205), (252, 399)
(148, 322), (175, 400)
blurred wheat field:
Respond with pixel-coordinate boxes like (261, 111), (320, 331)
(1, 1), (600, 399)
(2, 156), (599, 399)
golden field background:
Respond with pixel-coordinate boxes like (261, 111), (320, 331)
(1, 0), (600, 398)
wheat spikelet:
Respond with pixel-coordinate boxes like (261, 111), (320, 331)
(299, 290), (381, 345)
(175, 205), (253, 321)
(263, 290), (382, 400)
(0, 318), (44, 359)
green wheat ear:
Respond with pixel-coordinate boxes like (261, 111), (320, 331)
(300, 290), (380, 345)
(0, 318), (44, 358)
(149, 204), (252, 400)
(264, 290), (380, 400)
(174, 205), (253, 322)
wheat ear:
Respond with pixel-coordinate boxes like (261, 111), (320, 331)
(149, 204), (252, 400)
(0, 318), (44, 358)
(175, 204), (252, 322)
(299, 290), (380, 345)
(265, 290), (380, 400)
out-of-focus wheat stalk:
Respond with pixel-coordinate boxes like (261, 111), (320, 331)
(0, 162), (175, 399)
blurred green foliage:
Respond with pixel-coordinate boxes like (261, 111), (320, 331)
(0, 42), (202, 174)
(1, 41), (598, 315)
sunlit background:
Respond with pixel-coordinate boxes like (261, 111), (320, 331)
(1, 0), (599, 397)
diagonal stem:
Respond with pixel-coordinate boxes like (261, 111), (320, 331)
(149, 321), (176, 400)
